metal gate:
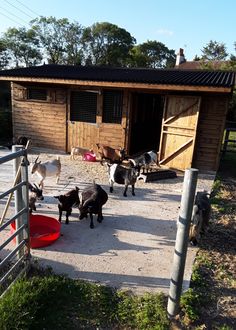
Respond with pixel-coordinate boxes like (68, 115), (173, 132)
(0, 146), (30, 296)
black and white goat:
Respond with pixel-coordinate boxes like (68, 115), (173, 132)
(54, 186), (80, 224)
(31, 156), (61, 188)
(28, 183), (44, 213)
(106, 163), (140, 197)
(79, 182), (108, 228)
(129, 150), (159, 173)
(189, 191), (211, 246)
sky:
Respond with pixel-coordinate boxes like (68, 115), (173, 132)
(0, 0), (235, 61)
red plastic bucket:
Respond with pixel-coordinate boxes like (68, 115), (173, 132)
(11, 214), (61, 249)
(83, 152), (96, 162)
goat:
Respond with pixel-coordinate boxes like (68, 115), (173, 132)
(79, 182), (108, 229)
(6, 136), (30, 150)
(15, 136), (30, 147)
(70, 146), (94, 160)
(189, 191), (211, 246)
(106, 163), (140, 197)
(31, 156), (61, 188)
(96, 143), (125, 164)
(28, 183), (44, 213)
(54, 186), (80, 224)
(129, 150), (159, 173)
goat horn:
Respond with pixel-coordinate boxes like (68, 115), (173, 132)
(34, 156), (39, 163)
(34, 183), (40, 190)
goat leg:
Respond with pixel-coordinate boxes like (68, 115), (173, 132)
(109, 181), (114, 193)
(131, 184), (135, 196)
(123, 185), (128, 197)
(65, 208), (72, 225)
(97, 209), (103, 223)
(90, 213), (94, 229)
(58, 207), (62, 222)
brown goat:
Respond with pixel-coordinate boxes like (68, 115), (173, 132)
(96, 144), (125, 164)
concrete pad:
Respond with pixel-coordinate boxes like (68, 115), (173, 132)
(0, 148), (215, 295)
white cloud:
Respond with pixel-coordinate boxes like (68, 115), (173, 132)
(156, 28), (174, 36)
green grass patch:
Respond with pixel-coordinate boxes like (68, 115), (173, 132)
(180, 250), (214, 325)
(0, 271), (170, 330)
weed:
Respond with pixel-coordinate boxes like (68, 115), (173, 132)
(0, 272), (170, 330)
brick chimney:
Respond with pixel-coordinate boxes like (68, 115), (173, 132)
(175, 48), (186, 66)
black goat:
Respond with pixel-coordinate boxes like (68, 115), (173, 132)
(54, 186), (80, 224)
(6, 136), (30, 150)
(15, 136), (29, 147)
(189, 191), (211, 246)
(28, 183), (44, 213)
(79, 183), (108, 229)
(106, 163), (140, 197)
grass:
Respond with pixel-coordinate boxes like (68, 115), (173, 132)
(0, 265), (170, 330)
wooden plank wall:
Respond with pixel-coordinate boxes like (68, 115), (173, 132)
(193, 95), (229, 171)
(67, 90), (129, 152)
(12, 83), (67, 150)
(159, 96), (200, 170)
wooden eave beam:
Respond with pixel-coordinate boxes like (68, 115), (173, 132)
(0, 76), (233, 93)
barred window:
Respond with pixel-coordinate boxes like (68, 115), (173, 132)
(70, 91), (97, 123)
(102, 90), (123, 124)
(27, 88), (47, 101)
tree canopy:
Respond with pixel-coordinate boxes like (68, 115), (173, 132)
(200, 40), (228, 61)
(0, 16), (176, 69)
(82, 22), (136, 66)
(129, 40), (175, 68)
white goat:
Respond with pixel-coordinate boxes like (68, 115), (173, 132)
(31, 156), (61, 188)
(70, 146), (93, 160)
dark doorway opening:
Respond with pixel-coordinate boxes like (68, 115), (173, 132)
(0, 81), (12, 145)
(129, 93), (164, 155)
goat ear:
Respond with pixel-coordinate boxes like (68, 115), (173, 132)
(54, 195), (59, 199)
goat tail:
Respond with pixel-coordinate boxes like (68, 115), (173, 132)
(92, 178), (98, 185)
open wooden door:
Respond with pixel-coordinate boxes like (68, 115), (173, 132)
(159, 96), (201, 170)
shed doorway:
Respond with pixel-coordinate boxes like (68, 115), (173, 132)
(129, 93), (164, 155)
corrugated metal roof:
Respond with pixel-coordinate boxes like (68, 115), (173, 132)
(0, 64), (235, 88)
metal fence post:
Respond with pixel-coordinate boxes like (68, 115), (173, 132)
(21, 153), (30, 262)
(12, 145), (24, 258)
(167, 168), (198, 318)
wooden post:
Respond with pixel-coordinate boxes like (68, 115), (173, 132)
(167, 168), (198, 317)
(222, 128), (230, 157)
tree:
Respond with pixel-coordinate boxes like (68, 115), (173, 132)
(201, 40), (228, 61)
(2, 27), (42, 68)
(30, 16), (72, 64)
(129, 41), (176, 68)
(0, 39), (9, 69)
(63, 22), (84, 65)
(82, 22), (136, 66)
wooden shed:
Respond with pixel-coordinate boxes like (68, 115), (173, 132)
(0, 65), (235, 172)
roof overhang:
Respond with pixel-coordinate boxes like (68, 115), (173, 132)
(0, 76), (233, 93)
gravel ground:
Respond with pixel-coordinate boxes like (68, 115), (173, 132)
(0, 147), (215, 295)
